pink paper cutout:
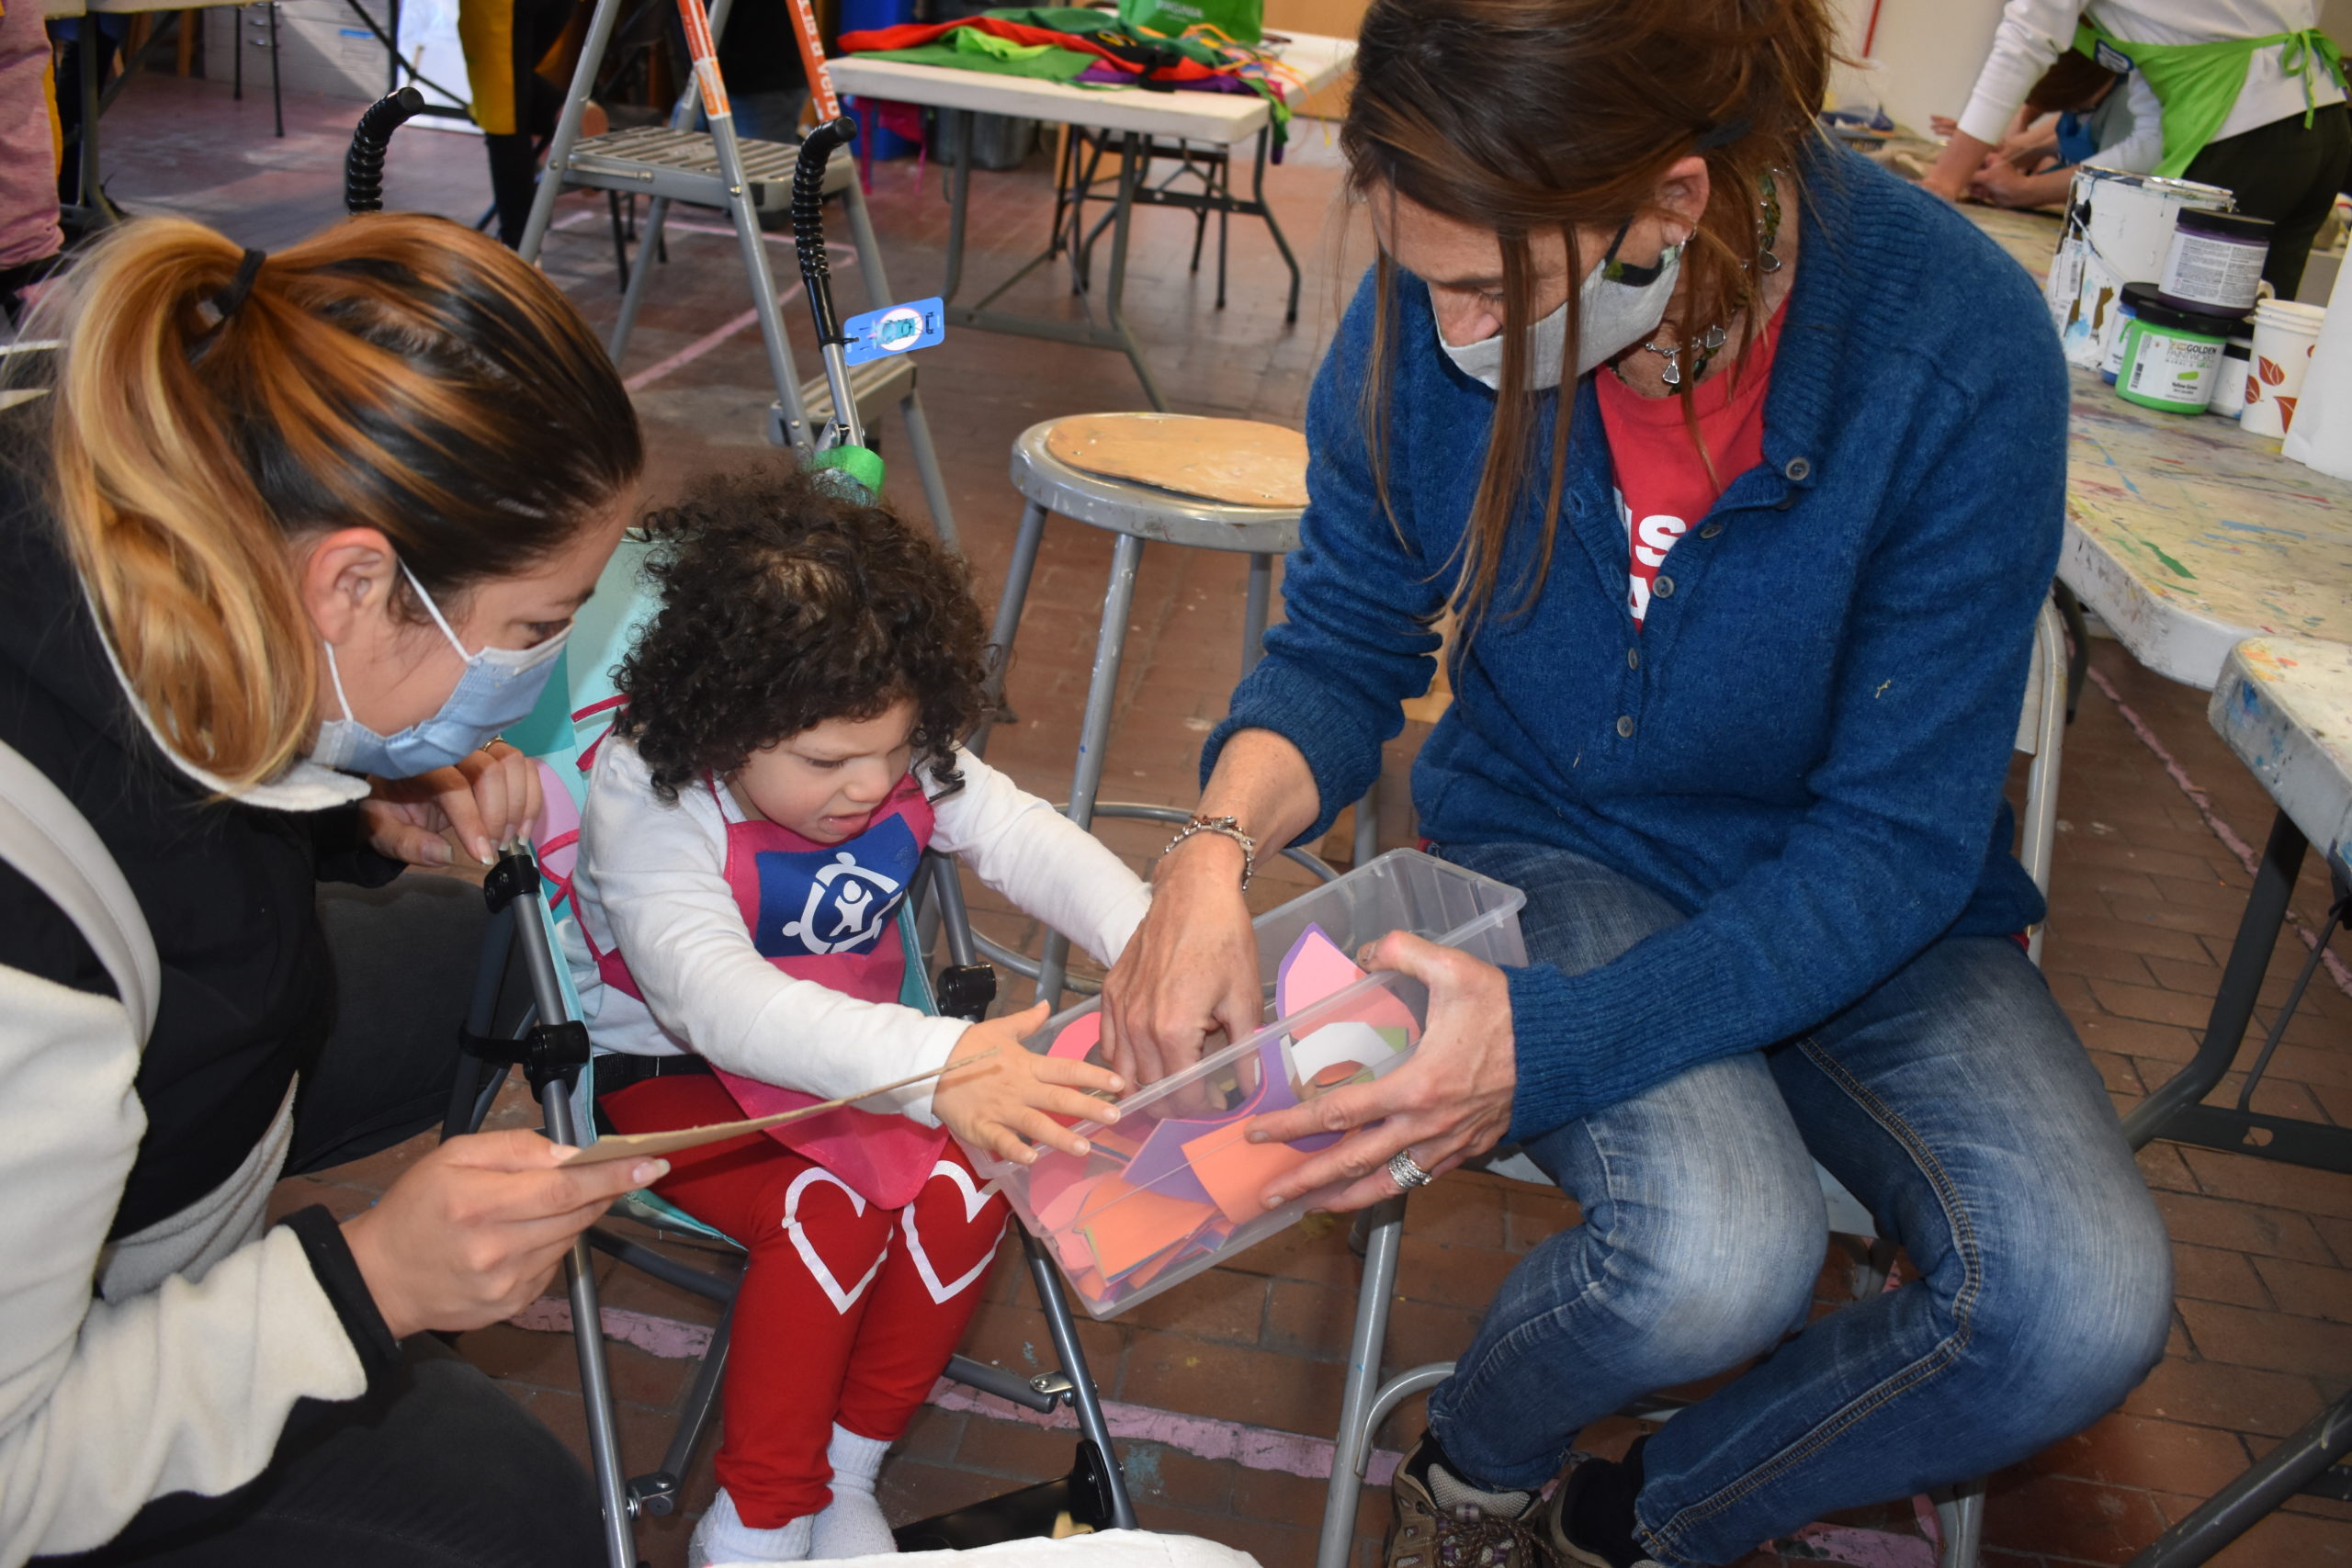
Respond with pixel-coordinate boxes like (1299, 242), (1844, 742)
(1182, 1116), (1318, 1225)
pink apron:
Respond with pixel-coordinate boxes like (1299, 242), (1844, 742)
(588, 771), (951, 1208)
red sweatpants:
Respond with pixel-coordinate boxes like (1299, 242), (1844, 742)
(605, 1075), (1006, 1526)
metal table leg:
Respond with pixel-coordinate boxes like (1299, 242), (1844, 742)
(1037, 532), (1145, 1007)
(2122, 812), (2307, 1152)
(2127, 1393), (2352, 1567)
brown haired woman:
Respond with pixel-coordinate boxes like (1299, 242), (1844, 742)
(1102, 2), (2175, 1564)
(0, 215), (660, 1565)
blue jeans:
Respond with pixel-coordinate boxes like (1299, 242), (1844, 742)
(1425, 843), (2173, 1567)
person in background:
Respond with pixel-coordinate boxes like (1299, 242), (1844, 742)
(1932, 51), (2164, 209)
(0, 0), (62, 321)
(1922, 0), (2350, 296)
(458, 0), (597, 248)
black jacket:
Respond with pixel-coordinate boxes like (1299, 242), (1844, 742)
(0, 446), (396, 1238)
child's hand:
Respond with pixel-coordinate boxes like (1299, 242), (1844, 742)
(934, 1002), (1125, 1166)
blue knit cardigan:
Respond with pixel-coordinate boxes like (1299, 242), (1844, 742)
(1207, 149), (2068, 1144)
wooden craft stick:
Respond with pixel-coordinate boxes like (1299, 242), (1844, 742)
(559, 1051), (997, 1166)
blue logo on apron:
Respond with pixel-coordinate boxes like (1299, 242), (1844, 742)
(751, 815), (920, 959)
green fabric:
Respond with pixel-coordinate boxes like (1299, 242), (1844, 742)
(810, 445), (887, 499)
(860, 39), (1095, 81)
(1116, 0), (1261, 44)
(2075, 19), (2347, 178)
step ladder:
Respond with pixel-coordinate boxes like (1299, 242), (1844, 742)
(514, 0), (960, 550)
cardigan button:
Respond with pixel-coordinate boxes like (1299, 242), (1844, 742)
(1699, 522), (1723, 538)
(1616, 716), (1635, 738)
(1783, 457), (1813, 481)
(1626, 647), (1641, 670)
(1654, 575), (1675, 598)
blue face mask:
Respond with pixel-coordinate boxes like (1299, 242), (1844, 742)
(311, 563), (570, 779)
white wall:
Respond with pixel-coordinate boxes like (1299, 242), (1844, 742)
(1826, 0), (2010, 134)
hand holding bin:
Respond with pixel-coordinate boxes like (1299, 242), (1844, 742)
(963, 849), (1528, 1320)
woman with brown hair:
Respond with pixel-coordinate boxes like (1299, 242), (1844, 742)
(0, 213), (659, 1565)
(1102, 2), (2173, 1564)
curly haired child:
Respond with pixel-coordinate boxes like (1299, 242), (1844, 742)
(567, 463), (1144, 1565)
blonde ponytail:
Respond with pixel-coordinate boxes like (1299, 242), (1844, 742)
(37, 213), (641, 787)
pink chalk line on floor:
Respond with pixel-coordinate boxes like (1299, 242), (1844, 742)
(2086, 662), (2352, 1000)
(511, 1301), (1936, 1565)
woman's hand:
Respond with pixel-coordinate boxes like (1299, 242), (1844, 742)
(1099, 833), (1263, 1089)
(933, 1002), (1127, 1165)
(1239, 932), (1516, 1214)
(362, 740), (545, 866)
(341, 1130), (664, 1341)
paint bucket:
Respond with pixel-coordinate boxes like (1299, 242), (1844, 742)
(2159, 209), (2273, 314)
(2101, 282), (2154, 384)
(2240, 299), (2328, 437)
(2048, 166), (2235, 369)
(2210, 328), (2255, 417)
(2117, 298), (2233, 413)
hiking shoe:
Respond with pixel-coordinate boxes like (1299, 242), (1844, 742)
(1386, 1433), (1549, 1568)
(1539, 1440), (1662, 1568)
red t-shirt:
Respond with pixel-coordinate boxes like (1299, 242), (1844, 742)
(1595, 298), (1788, 626)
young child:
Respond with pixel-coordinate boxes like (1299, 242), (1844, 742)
(567, 465), (1145, 1565)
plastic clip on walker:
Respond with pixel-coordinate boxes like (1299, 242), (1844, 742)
(967, 850), (1529, 1319)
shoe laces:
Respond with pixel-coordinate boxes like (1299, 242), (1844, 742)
(1434, 1504), (1545, 1568)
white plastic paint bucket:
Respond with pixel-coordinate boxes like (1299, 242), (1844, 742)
(2239, 299), (2327, 438)
(2049, 167), (2235, 369)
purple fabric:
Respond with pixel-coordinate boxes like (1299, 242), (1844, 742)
(1075, 62), (1259, 93)
(0, 0), (62, 269)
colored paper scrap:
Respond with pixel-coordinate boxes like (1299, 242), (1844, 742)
(1037, 1172), (1099, 1235)
(1075, 1177), (1216, 1278)
(1182, 1116), (1317, 1225)
(1274, 923), (1362, 1016)
(1044, 1010), (1102, 1062)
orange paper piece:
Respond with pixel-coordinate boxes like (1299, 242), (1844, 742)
(1075, 1176), (1216, 1277)
(1181, 1117), (1317, 1226)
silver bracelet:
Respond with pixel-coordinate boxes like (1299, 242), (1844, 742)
(1161, 814), (1257, 891)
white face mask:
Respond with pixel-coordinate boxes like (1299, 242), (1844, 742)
(1434, 225), (1683, 391)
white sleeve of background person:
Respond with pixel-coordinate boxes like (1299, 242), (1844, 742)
(0, 969), (366, 1564)
(573, 735), (969, 1122)
(1957, 0), (2092, 148)
(926, 748), (1154, 973)
(2093, 71), (2167, 174)
(2281, 260), (2352, 481)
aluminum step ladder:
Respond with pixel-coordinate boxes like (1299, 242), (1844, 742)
(513, 0), (960, 550)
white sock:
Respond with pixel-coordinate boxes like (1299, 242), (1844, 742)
(689, 1486), (812, 1567)
(808, 1425), (898, 1560)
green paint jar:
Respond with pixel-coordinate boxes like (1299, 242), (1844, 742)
(2116, 294), (2238, 414)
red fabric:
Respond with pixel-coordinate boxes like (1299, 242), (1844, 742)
(838, 17), (1227, 81)
(605, 1074), (1006, 1526)
(1594, 297), (1788, 627)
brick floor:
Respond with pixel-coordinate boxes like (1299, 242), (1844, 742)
(70, 69), (2352, 1568)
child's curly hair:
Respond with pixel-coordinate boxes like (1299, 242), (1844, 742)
(611, 462), (990, 804)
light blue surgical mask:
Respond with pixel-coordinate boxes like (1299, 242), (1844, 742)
(311, 563), (570, 779)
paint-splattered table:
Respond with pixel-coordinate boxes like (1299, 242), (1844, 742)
(2123, 637), (2352, 1568)
(1964, 204), (2352, 691)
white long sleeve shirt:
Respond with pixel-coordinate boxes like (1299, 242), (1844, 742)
(1956, 0), (2343, 152)
(2086, 69), (2167, 174)
(567, 737), (1152, 1123)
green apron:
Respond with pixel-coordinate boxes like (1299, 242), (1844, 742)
(2074, 17), (2346, 179)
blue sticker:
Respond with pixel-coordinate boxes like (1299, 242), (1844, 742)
(751, 815), (921, 960)
(843, 298), (946, 366)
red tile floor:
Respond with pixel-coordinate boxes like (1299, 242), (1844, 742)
(63, 68), (2352, 1568)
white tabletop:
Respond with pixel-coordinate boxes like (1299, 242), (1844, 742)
(828, 30), (1354, 146)
(2210, 637), (2352, 863)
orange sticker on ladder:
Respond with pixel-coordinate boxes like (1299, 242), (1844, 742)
(785, 0), (842, 121)
(674, 0), (731, 118)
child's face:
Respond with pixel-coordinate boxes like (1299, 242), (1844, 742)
(729, 697), (919, 843)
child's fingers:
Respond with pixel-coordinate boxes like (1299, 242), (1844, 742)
(1030, 1055), (1125, 1100)
(1010, 1110), (1095, 1161)
(985, 1124), (1041, 1166)
(1025, 1084), (1121, 1129)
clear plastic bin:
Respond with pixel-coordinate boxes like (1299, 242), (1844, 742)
(967, 849), (1528, 1319)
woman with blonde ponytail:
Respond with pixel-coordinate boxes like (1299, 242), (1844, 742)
(1105, 2), (2174, 1563)
(0, 212), (659, 1567)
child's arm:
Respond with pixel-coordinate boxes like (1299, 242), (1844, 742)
(928, 750), (1155, 964)
(578, 739), (969, 1120)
